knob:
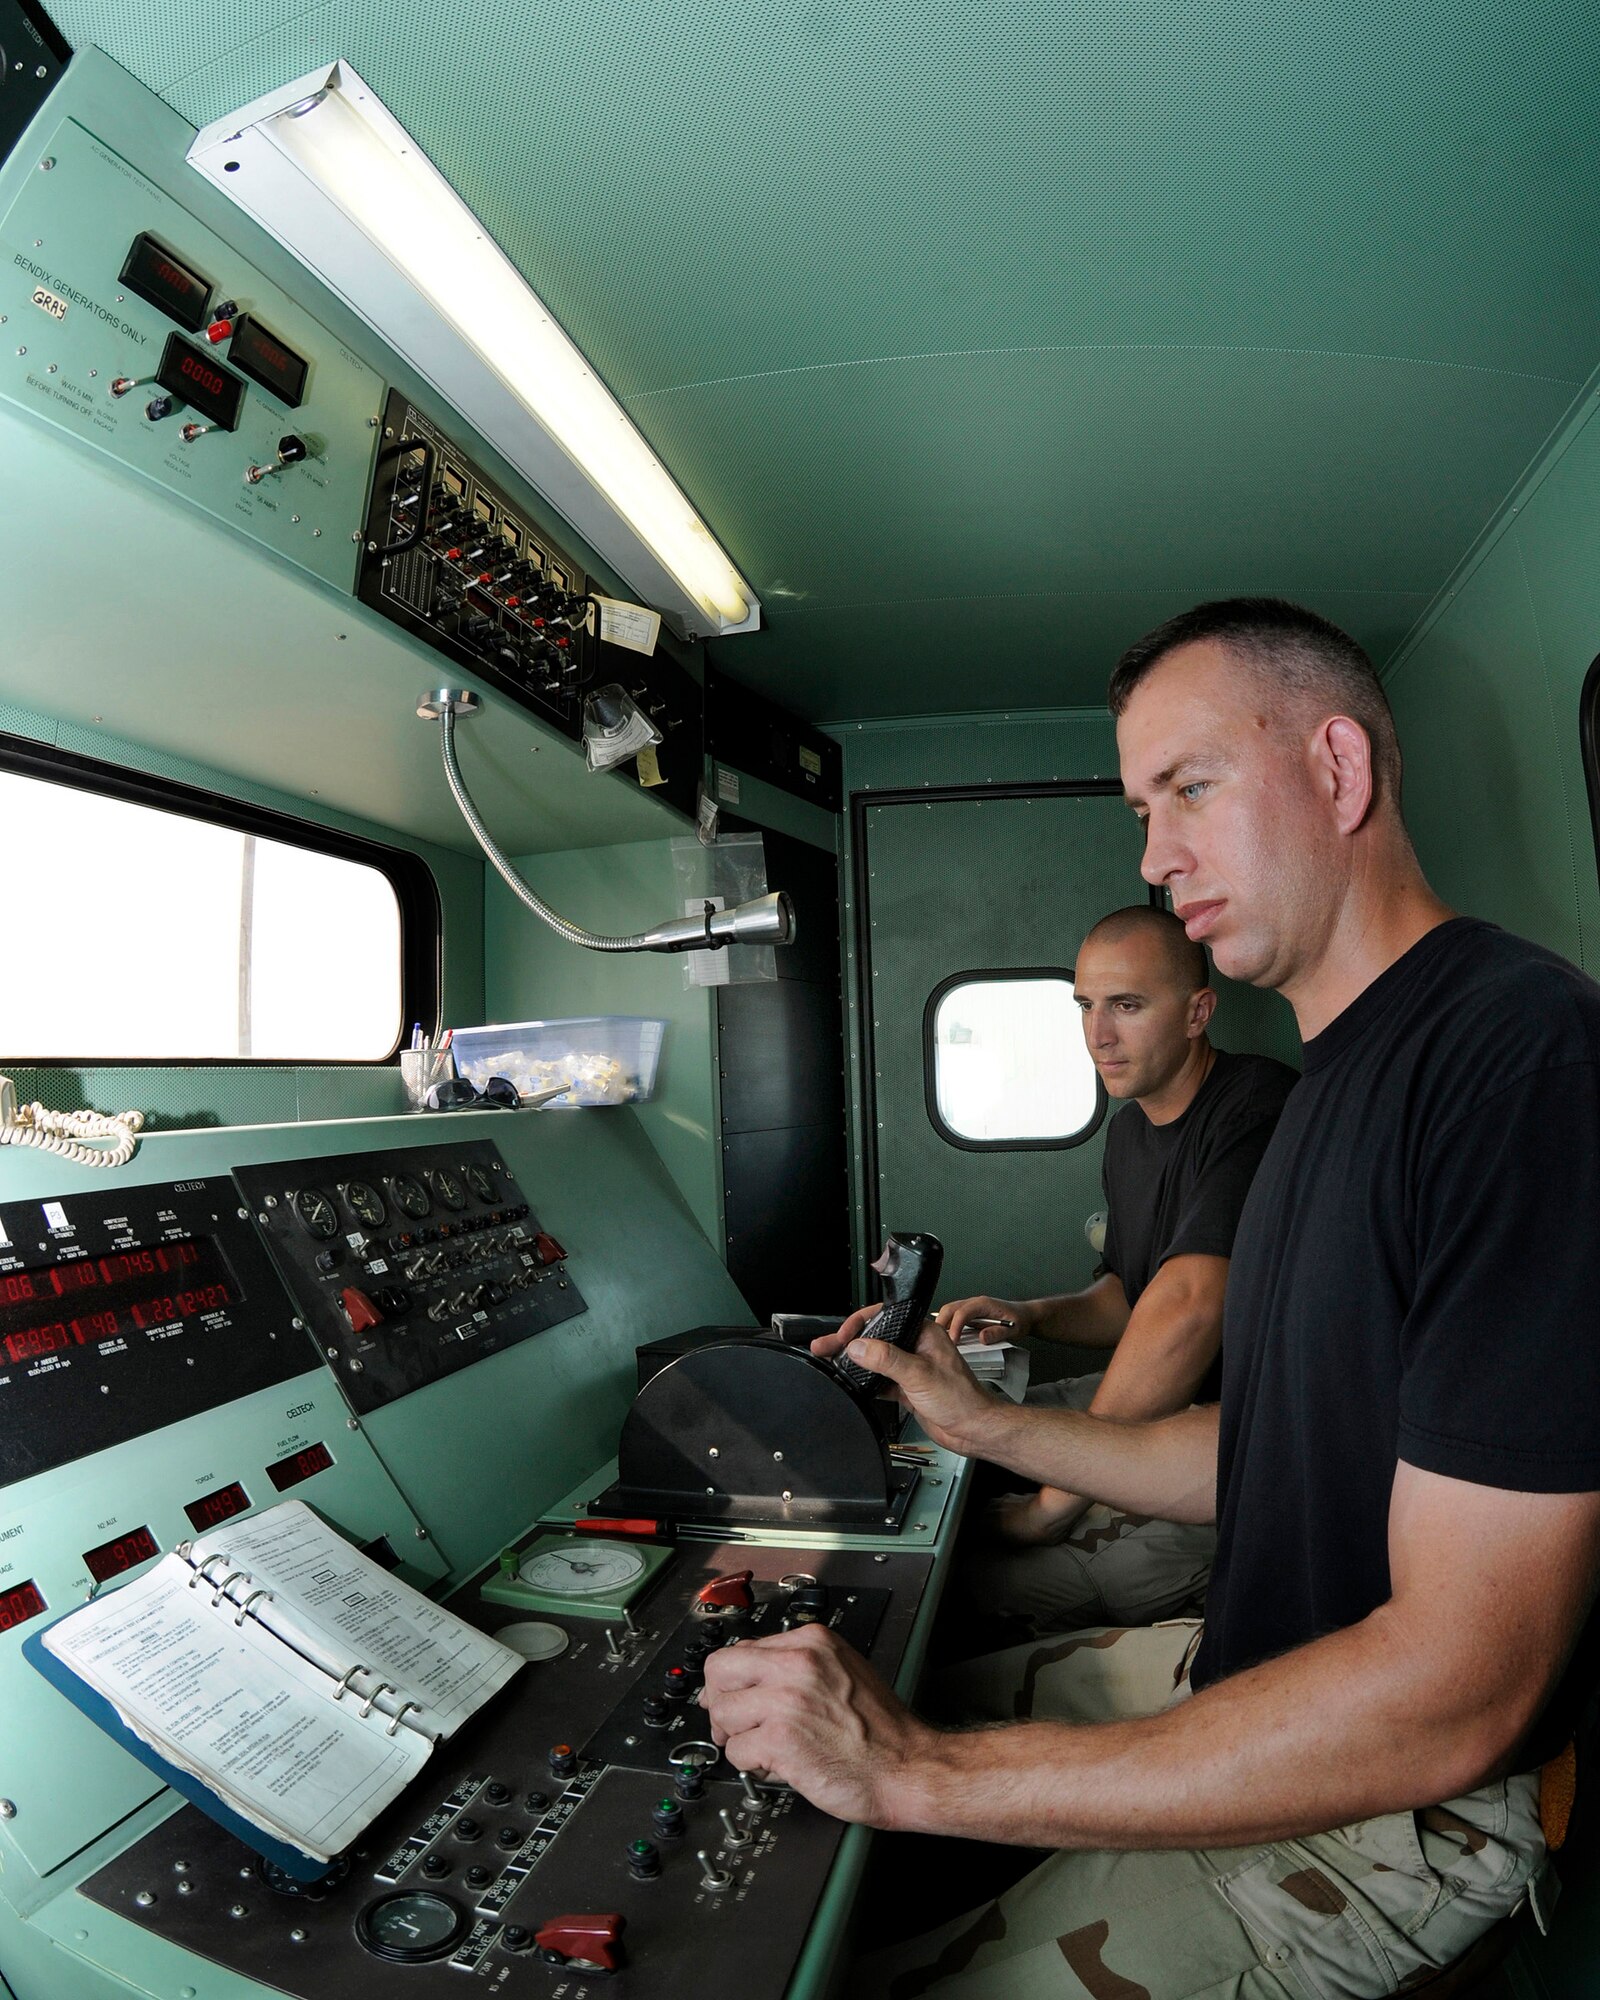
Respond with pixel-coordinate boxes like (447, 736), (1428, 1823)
(483, 1781), (510, 1806)
(145, 395), (174, 422)
(315, 1249), (338, 1274)
(523, 1791), (550, 1815)
(641, 1695), (671, 1726)
(454, 1816), (482, 1842)
(549, 1744), (577, 1779)
(696, 1851), (732, 1893)
(675, 1763), (706, 1801)
(421, 1853), (451, 1878)
(652, 1797), (685, 1838)
(205, 317), (233, 344)
(502, 1925), (532, 1952)
(663, 1665), (697, 1700)
(465, 1863), (491, 1889)
(496, 1825), (522, 1850)
(627, 1838), (660, 1880)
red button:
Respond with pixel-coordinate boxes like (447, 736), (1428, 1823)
(340, 1286), (383, 1333)
(696, 1570), (754, 1610)
(205, 318), (233, 344)
(534, 1915), (625, 1973)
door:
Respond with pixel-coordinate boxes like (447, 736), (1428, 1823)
(856, 785), (1148, 1305)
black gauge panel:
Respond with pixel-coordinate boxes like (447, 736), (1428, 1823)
(356, 1890), (467, 1963)
(234, 1143), (585, 1417)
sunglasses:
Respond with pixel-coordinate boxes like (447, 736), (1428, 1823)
(423, 1074), (523, 1112)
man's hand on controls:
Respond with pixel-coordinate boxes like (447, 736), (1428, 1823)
(697, 1623), (934, 1827)
(809, 1317), (1002, 1457)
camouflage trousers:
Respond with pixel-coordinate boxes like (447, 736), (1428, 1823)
(850, 1621), (1546, 2000)
(948, 1375), (1216, 1644)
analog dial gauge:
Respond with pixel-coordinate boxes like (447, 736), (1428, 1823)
(340, 1180), (387, 1228)
(427, 1167), (466, 1211)
(518, 1542), (648, 1596)
(291, 1188), (339, 1240)
(389, 1173), (431, 1218)
(463, 1163), (497, 1206)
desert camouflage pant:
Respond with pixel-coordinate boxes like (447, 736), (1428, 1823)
(850, 1621), (1546, 2000)
(949, 1375), (1216, 1644)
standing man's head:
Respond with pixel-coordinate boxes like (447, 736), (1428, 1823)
(1076, 905), (1215, 1112)
(1108, 598), (1431, 1010)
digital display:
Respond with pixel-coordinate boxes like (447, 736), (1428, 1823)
(266, 1441), (335, 1492)
(156, 333), (245, 432)
(185, 1483), (251, 1533)
(228, 314), (308, 408)
(0, 1238), (239, 1365)
(0, 1579), (47, 1633)
(83, 1525), (160, 1584)
(119, 233), (211, 332)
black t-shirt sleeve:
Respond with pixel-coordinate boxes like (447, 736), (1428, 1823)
(1157, 1111), (1280, 1266)
(1099, 1131), (1123, 1282)
(1398, 1060), (1600, 1492)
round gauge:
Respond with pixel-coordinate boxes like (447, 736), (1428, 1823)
(389, 1172), (431, 1218)
(291, 1188), (339, 1240)
(340, 1179), (387, 1229)
(427, 1166), (466, 1211)
(519, 1542), (648, 1596)
(356, 1890), (467, 1964)
(462, 1163), (497, 1206)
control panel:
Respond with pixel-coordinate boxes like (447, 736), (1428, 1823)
(233, 1141), (586, 1416)
(79, 1539), (933, 1999)
(0, 1176), (315, 1485)
(0, 118), (382, 589)
(357, 389), (706, 814)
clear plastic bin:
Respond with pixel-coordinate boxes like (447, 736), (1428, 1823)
(449, 1016), (666, 1108)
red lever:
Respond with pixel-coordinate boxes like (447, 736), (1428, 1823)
(696, 1569), (754, 1610)
(340, 1286), (383, 1333)
(534, 1914), (626, 1973)
(533, 1233), (567, 1267)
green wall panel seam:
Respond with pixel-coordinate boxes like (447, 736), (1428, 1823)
(1512, 531), (1588, 971)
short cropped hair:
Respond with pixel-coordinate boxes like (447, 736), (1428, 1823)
(1080, 905), (1208, 995)
(1107, 597), (1402, 807)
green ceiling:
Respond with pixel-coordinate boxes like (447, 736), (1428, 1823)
(45, 0), (1600, 722)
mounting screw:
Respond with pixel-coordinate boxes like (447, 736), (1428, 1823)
(236, 1207), (249, 1220)
(0, 1800), (15, 1819)
(347, 1417), (359, 1431)
(707, 1446), (719, 1458)
(415, 1526), (429, 1539)
(134, 1890), (155, 1907)
(37, 156), (54, 171)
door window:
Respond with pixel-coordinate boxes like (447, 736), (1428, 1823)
(924, 968), (1103, 1150)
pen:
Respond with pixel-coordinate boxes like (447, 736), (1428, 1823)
(410, 1023), (424, 1051)
(962, 1315), (1015, 1330)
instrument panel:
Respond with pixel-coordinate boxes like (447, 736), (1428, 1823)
(233, 1140), (587, 1416)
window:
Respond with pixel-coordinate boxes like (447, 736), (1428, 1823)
(0, 735), (439, 1063)
(924, 968), (1104, 1151)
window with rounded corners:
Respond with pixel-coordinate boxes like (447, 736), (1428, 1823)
(0, 732), (440, 1064)
(1582, 656), (1600, 888)
(923, 967), (1105, 1152)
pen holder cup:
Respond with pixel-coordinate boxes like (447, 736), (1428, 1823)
(400, 1050), (452, 1111)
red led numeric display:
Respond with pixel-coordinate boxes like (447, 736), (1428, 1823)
(184, 1483), (251, 1533)
(229, 314), (308, 408)
(266, 1441), (334, 1492)
(83, 1525), (160, 1584)
(119, 233), (211, 332)
(0, 1579), (47, 1633)
(156, 333), (245, 432)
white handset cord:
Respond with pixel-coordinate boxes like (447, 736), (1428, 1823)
(0, 1082), (144, 1170)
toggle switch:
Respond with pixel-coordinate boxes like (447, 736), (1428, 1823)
(339, 1287), (383, 1334)
(696, 1570), (754, 1613)
(696, 1851), (732, 1893)
(244, 435), (311, 485)
(717, 1808), (750, 1848)
(534, 1915), (626, 1974)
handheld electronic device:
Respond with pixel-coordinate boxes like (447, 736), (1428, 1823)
(833, 1231), (944, 1393)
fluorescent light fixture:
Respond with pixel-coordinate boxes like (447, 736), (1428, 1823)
(188, 63), (759, 638)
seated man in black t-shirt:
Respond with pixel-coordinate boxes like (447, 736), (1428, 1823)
(942, 904), (1296, 1638)
(700, 598), (1600, 2000)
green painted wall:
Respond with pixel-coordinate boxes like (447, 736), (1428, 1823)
(1385, 401), (1600, 978)
(0, 694), (484, 1130)
(484, 839), (725, 1253)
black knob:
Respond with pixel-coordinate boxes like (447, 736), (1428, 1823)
(465, 1864), (491, 1889)
(145, 395), (174, 422)
(483, 1781), (510, 1806)
(454, 1816), (482, 1842)
(523, 1791), (550, 1814)
(315, 1249), (338, 1273)
(496, 1825), (522, 1850)
(652, 1797), (685, 1838)
(502, 1925), (532, 1952)
(663, 1665), (698, 1700)
(642, 1695), (671, 1726)
(421, 1853), (451, 1878)
(549, 1744), (577, 1778)
(276, 434), (308, 466)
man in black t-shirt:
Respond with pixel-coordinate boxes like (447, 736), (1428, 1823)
(700, 598), (1600, 2000)
(942, 904), (1296, 1637)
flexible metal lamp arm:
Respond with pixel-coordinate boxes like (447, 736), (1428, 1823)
(418, 689), (794, 955)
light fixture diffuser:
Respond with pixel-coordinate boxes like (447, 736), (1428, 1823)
(189, 63), (759, 639)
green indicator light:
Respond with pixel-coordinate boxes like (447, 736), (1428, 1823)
(631, 1839), (652, 1855)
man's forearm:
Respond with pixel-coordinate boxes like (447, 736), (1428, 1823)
(1028, 1275), (1130, 1348)
(888, 1600), (1512, 1849)
(964, 1399), (1218, 1524)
